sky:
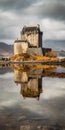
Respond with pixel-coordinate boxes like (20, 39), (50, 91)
(0, 0), (65, 50)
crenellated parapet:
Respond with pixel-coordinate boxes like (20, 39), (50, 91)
(20, 25), (43, 47)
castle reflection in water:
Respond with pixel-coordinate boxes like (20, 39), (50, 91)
(14, 68), (43, 100)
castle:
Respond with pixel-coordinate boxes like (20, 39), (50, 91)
(14, 25), (43, 55)
(14, 24), (55, 57)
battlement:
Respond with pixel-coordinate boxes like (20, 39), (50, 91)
(21, 25), (43, 47)
(21, 25), (40, 34)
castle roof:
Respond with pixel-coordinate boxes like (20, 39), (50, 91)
(21, 25), (40, 34)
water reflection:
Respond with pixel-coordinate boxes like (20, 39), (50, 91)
(14, 69), (42, 100)
(20, 78), (42, 100)
(0, 64), (65, 129)
(10, 64), (65, 79)
(11, 64), (65, 100)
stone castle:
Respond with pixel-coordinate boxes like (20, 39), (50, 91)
(14, 24), (55, 57)
(14, 25), (43, 55)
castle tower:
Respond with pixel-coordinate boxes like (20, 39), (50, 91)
(14, 39), (28, 55)
(20, 25), (43, 48)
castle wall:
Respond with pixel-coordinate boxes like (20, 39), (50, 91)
(27, 48), (43, 56)
(21, 33), (39, 47)
(14, 40), (28, 55)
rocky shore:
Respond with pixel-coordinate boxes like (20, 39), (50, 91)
(0, 59), (65, 66)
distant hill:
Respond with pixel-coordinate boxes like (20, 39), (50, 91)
(44, 40), (65, 51)
(0, 42), (13, 56)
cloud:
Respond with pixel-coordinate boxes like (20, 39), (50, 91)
(0, 0), (36, 13)
(41, 19), (65, 31)
(0, 0), (65, 46)
(0, 0), (65, 21)
(0, 11), (18, 40)
(40, 19), (65, 43)
(26, 1), (65, 21)
(0, 6), (39, 43)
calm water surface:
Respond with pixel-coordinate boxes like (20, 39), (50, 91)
(0, 65), (65, 130)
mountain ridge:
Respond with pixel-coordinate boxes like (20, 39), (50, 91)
(0, 42), (13, 56)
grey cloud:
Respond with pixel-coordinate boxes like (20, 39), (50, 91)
(0, 0), (36, 12)
(0, 20), (17, 40)
(0, 0), (65, 43)
(0, 0), (65, 21)
(26, 2), (65, 21)
(0, 14), (16, 39)
(0, 28), (15, 39)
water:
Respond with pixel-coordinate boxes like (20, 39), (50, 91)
(0, 65), (65, 130)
